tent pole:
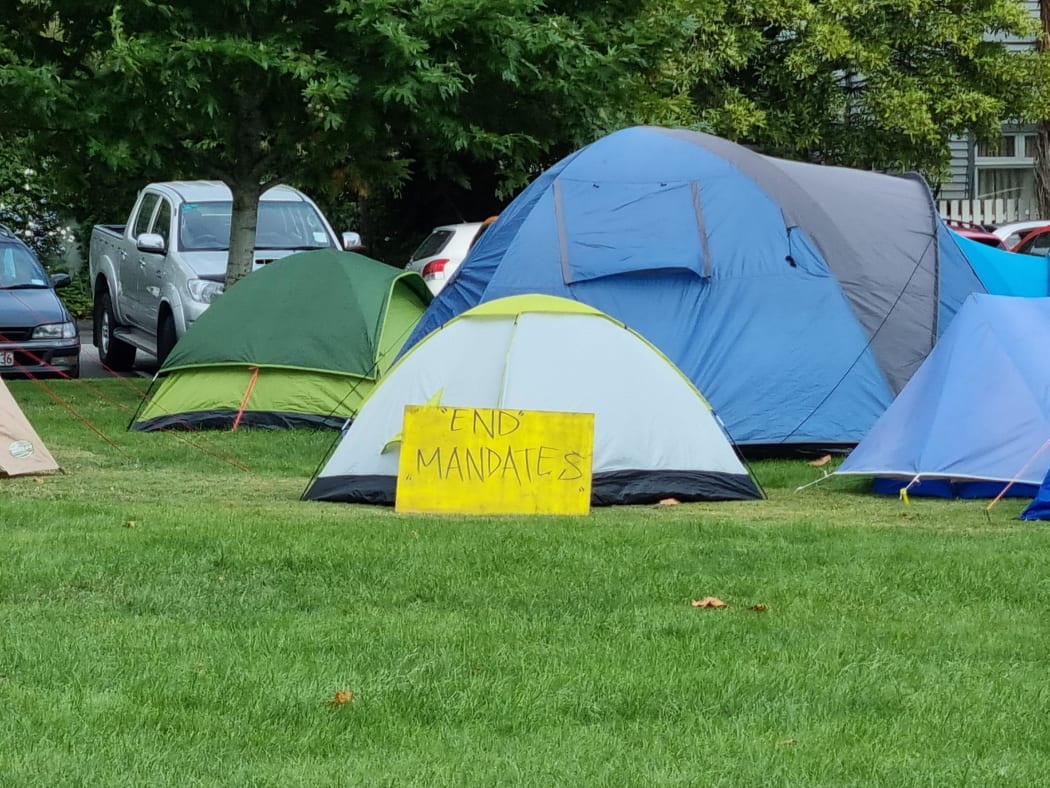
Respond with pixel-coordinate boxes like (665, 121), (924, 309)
(232, 366), (260, 432)
(986, 436), (1050, 512)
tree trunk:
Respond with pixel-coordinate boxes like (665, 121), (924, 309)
(224, 89), (266, 289)
(1036, 1), (1050, 218)
(225, 177), (261, 288)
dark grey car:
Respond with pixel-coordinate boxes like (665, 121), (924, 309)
(0, 225), (80, 378)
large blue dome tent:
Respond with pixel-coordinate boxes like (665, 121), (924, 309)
(404, 126), (988, 449)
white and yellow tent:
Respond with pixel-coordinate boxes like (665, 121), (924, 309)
(0, 378), (58, 476)
(304, 294), (761, 506)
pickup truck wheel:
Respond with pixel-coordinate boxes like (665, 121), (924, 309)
(156, 313), (177, 367)
(95, 292), (137, 371)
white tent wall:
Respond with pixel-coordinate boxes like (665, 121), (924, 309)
(499, 313), (746, 475)
(305, 298), (761, 505)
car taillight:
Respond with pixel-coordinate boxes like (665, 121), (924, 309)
(421, 258), (449, 278)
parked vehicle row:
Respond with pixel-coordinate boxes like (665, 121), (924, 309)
(948, 219), (1050, 257)
(8, 182), (1050, 384)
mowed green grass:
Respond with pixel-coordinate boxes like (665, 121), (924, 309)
(1, 378), (1047, 786)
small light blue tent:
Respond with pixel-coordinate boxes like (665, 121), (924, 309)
(1021, 470), (1050, 519)
(950, 233), (1050, 297)
(405, 126), (988, 448)
(835, 294), (1050, 498)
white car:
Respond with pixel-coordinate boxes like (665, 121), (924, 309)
(991, 219), (1050, 250)
(406, 221), (493, 294)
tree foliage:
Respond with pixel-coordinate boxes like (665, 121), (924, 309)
(2, 0), (690, 282)
(1, 0), (1043, 273)
(672, 0), (1039, 184)
(0, 139), (74, 266)
(373, 0), (1043, 247)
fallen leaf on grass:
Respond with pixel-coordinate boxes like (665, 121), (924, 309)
(33, 477), (44, 484)
(750, 604), (768, 613)
(659, 497), (681, 506)
(808, 454), (832, 467)
(123, 520), (138, 529)
(691, 596), (727, 609)
(327, 690), (354, 707)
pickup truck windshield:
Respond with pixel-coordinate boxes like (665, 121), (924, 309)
(0, 243), (50, 289)
(179, 201), (335, 252)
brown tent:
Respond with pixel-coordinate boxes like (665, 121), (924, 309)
(0, 378), (58, 476)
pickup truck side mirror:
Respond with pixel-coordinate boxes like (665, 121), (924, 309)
(342, 231), (364, 252)
(49, 272), (71, 289)
(136, 232), (166, 254)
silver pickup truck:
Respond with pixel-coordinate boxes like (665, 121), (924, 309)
(88, 180), (360, 369)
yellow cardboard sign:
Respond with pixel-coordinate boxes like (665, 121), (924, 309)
(395, 405), (594, 515)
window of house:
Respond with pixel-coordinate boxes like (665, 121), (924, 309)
(977, 168), (1034, 202)
(975, 130), (1036, 202)
(977, 136), (1015, 157)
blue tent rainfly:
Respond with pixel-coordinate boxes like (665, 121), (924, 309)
(404, 126), (988, 449)
(835, 294), (1050, 499)
(950, 233), (1050, 298)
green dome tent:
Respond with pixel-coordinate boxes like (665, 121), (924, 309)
(132, 250), (431, 431)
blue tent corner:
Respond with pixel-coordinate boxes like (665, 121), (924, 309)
(1021, 468), (1050, 520)
(950, 232), (1050, 297)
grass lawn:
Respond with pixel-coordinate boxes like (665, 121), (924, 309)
(1, 378), (1047, 786)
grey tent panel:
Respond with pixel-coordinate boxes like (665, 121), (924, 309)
(656, 127), (942, 394)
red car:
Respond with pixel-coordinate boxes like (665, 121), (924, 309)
(946, 221), (1007, 249)
(1011, 225), (1050, 257)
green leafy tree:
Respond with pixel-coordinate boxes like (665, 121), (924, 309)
(2, 0), (691, 285)
(671, 0), (1038, 183)
(0, 133), (92, 317)
(371, 0), (1042, 246)
(0, 140), (75, 265)
(360, 2), (745, 258)
(8, 0), (1034, 264)
(0, 14), (77, 260)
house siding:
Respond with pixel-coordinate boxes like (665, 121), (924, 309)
(940, 0), (1040, 217)
(939, 135), (972, 200)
